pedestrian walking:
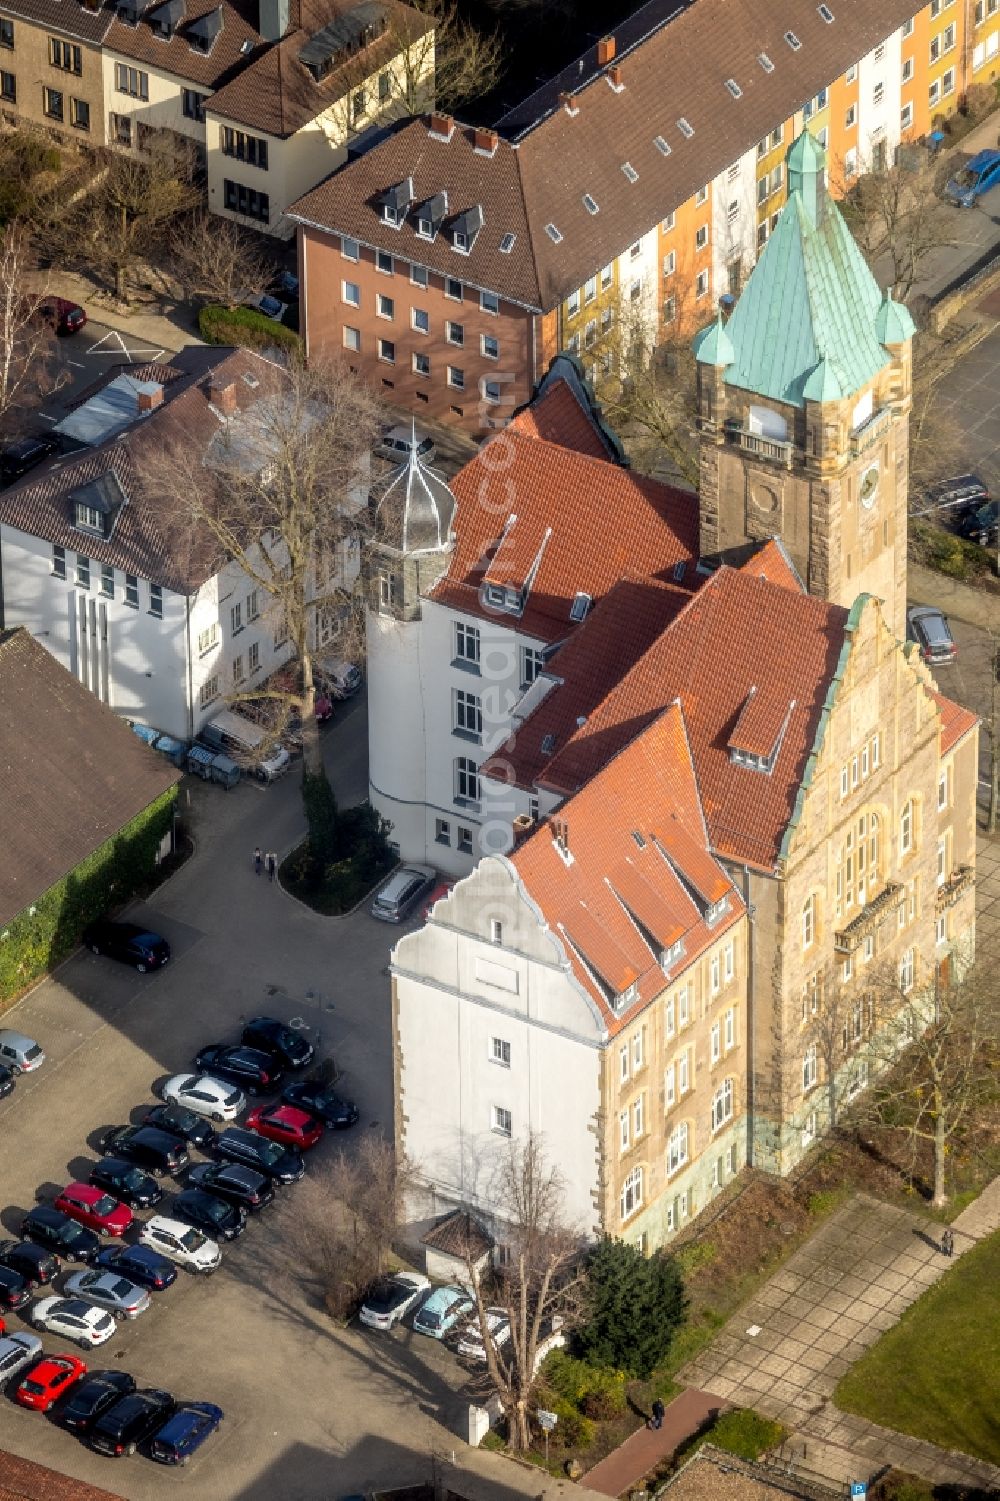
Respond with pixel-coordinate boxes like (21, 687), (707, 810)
(253, 846), (263, 877)
(649, 1398), (665, 1431)
(942, 1228), (954, 1257)
(266, 851), (277, 883)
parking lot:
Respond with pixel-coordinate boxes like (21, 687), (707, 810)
(0, 699), (539, 1501)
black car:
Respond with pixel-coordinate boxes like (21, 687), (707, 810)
(924, 472), (990, 515)
(0, 1063), (15, 1100)
(59, 1369), (137, 1433)
(89, 1157), (163, 1209)
(0, 433), (60, 484)
(186, 1161), (274, 1212)
(194, 1045), (284, 1095)
(83, 919), (170, 972)
(143, 1103), (216, 1151)
(22, 1206), (100, 1264)
(0, 1239), (60, 1287)
(171, 1188), (247, 1241)
(957, 499), (999, 547)
(282, 1079), (359, 1129)
(90, 1387), (175, 1457)
(101, 1124), (189, 1177)
(0, 1264), (31, 1311)
(213, 1126), (304, 1183)
(241, 1017), (314, 1071)
(96, 1243), (177, 1291)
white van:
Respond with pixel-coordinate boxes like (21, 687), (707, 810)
(200, 708), (291, 783)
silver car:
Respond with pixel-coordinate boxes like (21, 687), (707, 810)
(0, 1029), (45, 1074)
(64, 1268), (151, 1320)
(0, 1332), (43, 1386)
(371, 864), (436, 924)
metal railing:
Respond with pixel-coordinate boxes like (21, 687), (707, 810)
(850, 405), (892, 457)
(725, 422), (793, 468)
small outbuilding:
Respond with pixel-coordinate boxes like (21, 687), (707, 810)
(420, 1210), (494, 1288)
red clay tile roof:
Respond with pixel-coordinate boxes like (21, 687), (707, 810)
(737, 538), (803, 593)
(106, 0), (264, 90)
(507, 378), (612, 460)
(512, 703), (741, 1031)
(531, 568), (849, 871)
(727, 685), (794, 760)
(0, 630), (179, 930)
(930, 691), (979, 755)
(0, 1449), (127, 1501)
(431, 429), (698, 643)
(421, 1209), (493, 1258)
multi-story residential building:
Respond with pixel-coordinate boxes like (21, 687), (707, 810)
(0, 346), (360, 740)
(292, 0), (1000, 434)
(0, 0), (430, 238)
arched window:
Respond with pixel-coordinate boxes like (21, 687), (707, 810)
(801, 894), (816, 949)
(835, 811), (880, 918)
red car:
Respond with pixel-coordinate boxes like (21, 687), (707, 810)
(16, 1353), (88, 1411)
(246, 1104), (323, 1151)
(53, 1184), (132, 1237)
(39, 296), (87, 335)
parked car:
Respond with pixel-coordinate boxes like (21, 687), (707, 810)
(88, 1158), (163, 1210)
(0, 433), (60, 485)
(139, 1216), (221, 1273)
(39, 296), (87, 335)
(243, 290), (287, 322)
(150, 1399), (224, 1465)
(96, 1243), (177, 1291)
(412, 1285), (474, 1339)
(0, 1240), (59, 1287)
(0, 1265), (31, 1311)
(101, 1124), (189, 1177)
(906, 605), (958, 665)
(23, 1206), (100, 1264)
(83, 919), (170, 972)
(956, 499), (999, 547)
(64, 1269), (151, 1321)
(359, 1272), (430, 1331)
(246, 1103), (323, 1151)
(317, 658), (363, 700)
(186, 1161), (274, 1212)
(0, 1028), (44, 1074)
(281, 1079), (359, 1130)
(923, 472), (990, 515)
(59, 1368), (136, 1433)
(15, 1352), (88, 1411)
(213, 1126), (305, 1183)
(53, 1184), (132, 1238)
(241, 1016), (314, 1071)
(269, 268), (299, 301)
(142, 1102), (216, 1151)
(31, 1297), (116, 1348)
(194, 1044), (284, 1094)
(945, 148), (1000, 207)
(0, 1332), (43, 1387)
(161, 1073), (245, 1122)
(375, 423), (436, 466)
(89, 1387), (175, 1457)
(456, 1307), (510, 1361)
(171, 1188), (247, 1242)
(0, 1063), (15, 1100)
(371, 864), (436, 924)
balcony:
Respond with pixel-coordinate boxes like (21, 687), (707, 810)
(850, 405), (892, 457)
(834, 881), (904, 953)
(935, 864), (975, 910)
(724, 420), (793, 468)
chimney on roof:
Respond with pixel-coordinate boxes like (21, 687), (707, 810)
(607, 64), (623, 90)
(258, 0), (288, 42)
(136, 383), (163, 413)
(597, 34), (615, 65)
(428, 112), (454, 141)
(208, 378), (238, 416)
(512, 813), (535, 844)
(472, 126), (499, 157)
(558, 91), (579, 116)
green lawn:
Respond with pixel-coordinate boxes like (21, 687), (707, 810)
(835, 1230), (1000, 1464)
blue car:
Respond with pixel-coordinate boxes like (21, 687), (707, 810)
(149, 1400), (223, 1464)
(945, 149), (1000, 207)
(412, 1284), (473, 1339)
(96, 1243), (177, 1291)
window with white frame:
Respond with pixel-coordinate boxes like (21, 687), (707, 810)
(664, 994), (675, 1037)
(724, 1006), (736, 1051)
(454, 621), (480, 666)
(454, 756), (480, 803)
(938, 769), (949, 810)
(453, 688), (482, 738)
(899, 948), (915, 993)
(197, 623), (218, 655)
(488, 1037), (510, 1070)
(619, 1110), (630, 1152)
(724, 940), (734, 983)
(632, 1030), (644, 1070)
(900, 799), (914, 855)
(936, 835), (948, 887)
(677, 1049), (690, 1095)
(490, 919), (503, 946)
(633, 1095), (644, 1139)
(199, 674), (220, 706)
(803, 1043), (817, 1092)
(667, 1122), (688, 1174)
(802, 894), (815, 949)
(710, 1021), (721, 1064)
(695, 269), (710, 298)
(664, 1063), (675, 1106)
(677, 985), (690, 1029)
(521, 645), (543, 687)
(801, 1109), (817, 1147)
(492, 1105), (512, 1136)
(836, 811), (881, 917)
(711, 1078), (733, 1131)
(619, 1043), (629, 1083)
(936, 912), (947, 945)
(620, 1166), (643, 1220)
(341, 280), (360, 307)
(710, 954), (721, 996)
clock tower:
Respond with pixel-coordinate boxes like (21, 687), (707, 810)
(694, 131), (915, 639)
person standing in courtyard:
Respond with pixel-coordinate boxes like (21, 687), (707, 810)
(650, 1398), (665, 1430)
(253, 846), (263, 877)
(942, 1228), (954, 1257)
(266, 851), (277, 883)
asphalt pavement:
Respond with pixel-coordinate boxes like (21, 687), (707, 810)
(34, 321), (175, 429)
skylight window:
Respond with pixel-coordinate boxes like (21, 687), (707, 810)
(541, 733), (556, 755)
(817, 3), (834, 20)
(622, 162), (638, 182)
(569, 591), (591, 622)
(654, 134), (671, 155)
(785, 29), (801, 49)
(677, 117), (694, 138)
(632, 831), (646, 849)
(725, 78), (742, 98)
(499, 232), (516, 253)
(757, 51), (774, 71)
(582, 194), (599, 214)
(545, 223), (563, 243)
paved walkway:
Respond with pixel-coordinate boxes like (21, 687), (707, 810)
(583, 1388), (726, 1497)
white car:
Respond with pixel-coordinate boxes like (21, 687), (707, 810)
(0, 1332), (43, 1386)
(162, 1073), (245, 1122)
(359, 1272), (430, 1331)
(32, 1297), (116, 1348)
(456, 1307), (511, 1362)
(140, 1216), (221, 1274)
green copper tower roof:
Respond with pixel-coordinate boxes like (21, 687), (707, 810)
(707, 131), (905, 408)
(693, 311), (735, 367)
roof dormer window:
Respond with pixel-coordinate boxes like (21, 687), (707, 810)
(614, 980), (638, 1012)
(76, 502), (104, 535)
(659, 939), (684, 972)
(569, 591), (591, 622)
(706, 897), (730, 927)
(416, 216), (433, 239)
(187, 5), (223, 53)
(450, 204), (483, 254)
(378, 177), (413, 230)
(68, 472), (128, 542)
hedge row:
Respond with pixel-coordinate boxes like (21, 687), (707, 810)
(0, 789), (176, 1007)
(198, 303), (301, 354)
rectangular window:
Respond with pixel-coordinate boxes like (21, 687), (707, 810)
(247, 640), (259, 674)
(480, 289), (499, 314)
(223, 180), (269, 222)
(901, 102), (913, 129)
(378, 69), (390, 102)
(938, 769), (949, 809)
(376, 293), (394, 319)
(711, 1078), (733, 1131)
(620, 1166), (642, 1220)
(408, 264), (428, 288)
(664, 994), (675, 1038)
(115, 63), (148, 98)
(492, 1105), (512, 1136)
(454, 688), (481, 737)
(443, 277), (463, 301)
(619, 1110), (630, 1152)
(48, 36), (81, 72)
(411, 306), (429, 333)
(221, 127), (268, 169)
(481, 333), (499, 359)
(724, 1006), (735, 1050)
(803, 1044), (817, 1091)
(43, 85), (63, 120)
(695, 269), (710, 299)
(491, 1036), (511, 1067)
(936, 912), (947, 946)
(710, 953), (720, 996)
(340, 237), (360, 262)
(100, 563), (114, 598)
(70, 96), (89, 129)
(342, 325), (360, 352)
(125, 574), (138, 607)
(619, 1043), (629, 1084)
(632, 1029), (644, 1070)
(900, 948), (914, 993)
(413, 352), (430, 377)
(937, 836), (947, 886)
(76, 554), (90, 588)
(454, 621), (480, 665)
(197, 623), (218, 655)
(455, 756), (480, 804)
(664, 1063), (675, 1106)
(678, 1050), (689, 1095)
(0, 69), (13, 102)
(230, 602), (242, 635)
(52, 544), (66, 579)
(667, 1123), (688, 1174)
(447, 366), (464, 390)
(942, 67), (955, 95)
(520, 644), (543, 687)
(200, 674), (220, 707)
(341, 280), (360, 307)
(677, 985), (689, 1029)
(350, 86), (366, 125)
(710, 1021), (721, 1064)
(633, 1095), (644, 1138)
(435, 818), (450, 845)
(724, 940), (734, 983)
(182, 88), (207, 121)
(695, 224), (709, 250)
(375, 250), (393, 275)
(232, 653), (244, 684)
(0, 17), (12, 45)
(377, 338), (395, 364)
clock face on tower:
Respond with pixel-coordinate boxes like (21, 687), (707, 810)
(859, 462), (880, 510)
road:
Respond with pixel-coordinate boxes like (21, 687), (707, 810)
(35, 321), (175, 428)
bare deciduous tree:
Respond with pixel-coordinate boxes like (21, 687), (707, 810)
(460, 1136), (586, 1451)
(169, 212), (273, 309)
(299, 1137), (412, 1320)
(0, 224), (64, 434)
(797, 960), (878, 1135)
(836, 151), (956, 302)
